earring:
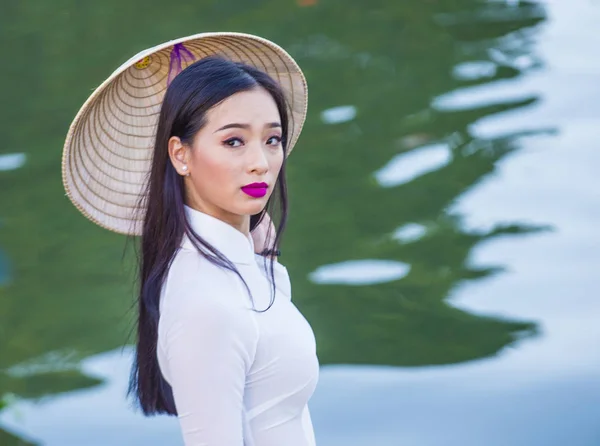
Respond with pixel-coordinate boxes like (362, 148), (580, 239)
(182, 165), (188, 171)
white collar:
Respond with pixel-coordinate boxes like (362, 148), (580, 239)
(181, 205), (256, 265)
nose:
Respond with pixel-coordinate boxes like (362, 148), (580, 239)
(246, 141), (269, 175)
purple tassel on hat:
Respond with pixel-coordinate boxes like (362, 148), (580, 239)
(167, 43), (196, 86)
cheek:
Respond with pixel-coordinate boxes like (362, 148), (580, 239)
(190, 151), (239, 190)
(269, 150), (285, 173)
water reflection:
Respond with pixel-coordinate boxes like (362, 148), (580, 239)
(1, 349), (178, 446)
(285, 0), (548, 368)
(3, 0), (599, 444)
(0, 427), (37, 446)
(373, 142), (452, 187)
(0, 154), (26, 172)
(392, 223), (427, 244)
(452, 60), (497, 81)
(309, 260), (410, 285)
(0, 251), (10, 287)
(320, 106), (358, 125)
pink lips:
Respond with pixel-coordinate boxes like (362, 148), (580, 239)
(241, 182), (268, 198)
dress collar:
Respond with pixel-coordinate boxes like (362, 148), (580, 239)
(181, 205), (256, 265)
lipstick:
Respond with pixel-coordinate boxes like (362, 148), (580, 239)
(241, 182), (268, 198)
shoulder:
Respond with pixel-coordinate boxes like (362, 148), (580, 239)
(170, 247), (233, 282)
(160, 248), (252, 316)
(170, 247), (242, 291)
(158, 248), (259, 342)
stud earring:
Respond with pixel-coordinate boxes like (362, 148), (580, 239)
(182, 165), (188, 171)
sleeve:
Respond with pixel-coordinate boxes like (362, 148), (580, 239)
(160, 293), (259, 446)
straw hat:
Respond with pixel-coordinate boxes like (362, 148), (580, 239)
(62, 32), (308, 236)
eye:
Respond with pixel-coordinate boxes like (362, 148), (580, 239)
(267, 135), (282, 146)
(223, 137), (244, 148)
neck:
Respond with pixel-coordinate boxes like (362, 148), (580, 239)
(182, 205), (256, 265)
(185, 202), (250, 237)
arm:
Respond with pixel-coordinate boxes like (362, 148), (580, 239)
(161, 296), (258, 445)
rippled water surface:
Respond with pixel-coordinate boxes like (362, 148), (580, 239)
(1, 0), (599, 444)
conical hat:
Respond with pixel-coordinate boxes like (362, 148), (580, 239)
(62, 32), (307, 235)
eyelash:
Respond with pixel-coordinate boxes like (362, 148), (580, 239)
(223, 136), (282, 148)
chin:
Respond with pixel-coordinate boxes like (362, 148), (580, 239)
(236, 199), (268, 216)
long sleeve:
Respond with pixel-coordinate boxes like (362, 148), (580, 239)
(159, 287), (259, 446)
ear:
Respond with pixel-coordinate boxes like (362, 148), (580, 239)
(168, 136), (190, 177)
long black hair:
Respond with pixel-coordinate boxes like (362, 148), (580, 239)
(127, 55), (290, 415)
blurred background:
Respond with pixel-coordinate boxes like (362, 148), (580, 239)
(1, 0), (599, 444)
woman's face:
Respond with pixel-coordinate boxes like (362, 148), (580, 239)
(169, 87), (284, 232)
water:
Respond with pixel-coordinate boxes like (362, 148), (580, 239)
(0, 154), (26, 172)
(1, 0), (599, 444)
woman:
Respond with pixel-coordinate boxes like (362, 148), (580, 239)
(62, 33), (319, 445)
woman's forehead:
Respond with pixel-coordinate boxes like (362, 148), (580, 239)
(205, 89), (280, 129)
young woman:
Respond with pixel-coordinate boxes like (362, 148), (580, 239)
(62, 33), (319, 445)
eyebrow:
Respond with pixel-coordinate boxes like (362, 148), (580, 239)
(214, 122), (281, 133)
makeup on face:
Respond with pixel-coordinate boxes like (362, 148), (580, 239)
(241, 182), (268, 198)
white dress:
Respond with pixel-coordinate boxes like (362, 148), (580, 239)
(157, 206), (320, 446)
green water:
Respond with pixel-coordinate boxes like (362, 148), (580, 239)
(1, 0), (599, 444)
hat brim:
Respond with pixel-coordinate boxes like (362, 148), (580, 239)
(62, 32), (307, 235)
